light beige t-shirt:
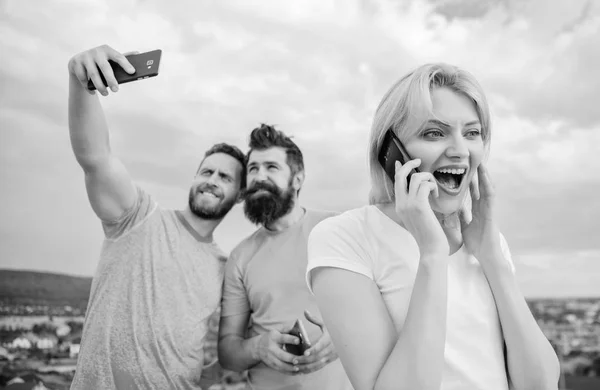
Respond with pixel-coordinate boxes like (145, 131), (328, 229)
(306, 205), (516, 390)
(221, 208), (353, 390)
(71, 187), (227, 390)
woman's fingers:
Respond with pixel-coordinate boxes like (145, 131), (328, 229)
(394, 159), (421, 196)
(477, 163), (495, 199)
(409, 172), (438, 200)
(416, 180), (438, 202)
(470, 170), (480, 201)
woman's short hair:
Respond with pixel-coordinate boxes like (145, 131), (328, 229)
(367, 63), (491, 204)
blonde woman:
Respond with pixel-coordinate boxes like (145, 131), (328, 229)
(306, 64), (560, 390)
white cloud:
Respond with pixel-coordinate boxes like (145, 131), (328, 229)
(0, 0), (598, 297)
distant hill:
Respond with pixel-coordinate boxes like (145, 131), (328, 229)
(0, 269), (92, 309)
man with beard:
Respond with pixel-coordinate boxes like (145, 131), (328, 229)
(217, 124), (353, 390)
(67, 44), (245, 389)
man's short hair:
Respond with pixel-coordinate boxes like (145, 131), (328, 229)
(200, 143), (247, 189)
(247, 124), (304, 175)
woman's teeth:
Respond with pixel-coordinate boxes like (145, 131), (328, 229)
(436, 168), (466, 175)
(433, 168), (466, 191)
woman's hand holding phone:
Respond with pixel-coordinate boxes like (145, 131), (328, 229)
(459, 163), (507, 270)
(394, 159), (449, 259)
(68, 45), (136, 96)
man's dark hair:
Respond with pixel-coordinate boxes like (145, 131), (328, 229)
(247, 124), (304, 175)
(199, 143), (246, 189)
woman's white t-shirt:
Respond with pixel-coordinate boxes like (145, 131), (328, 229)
(306, 205), (515, 390)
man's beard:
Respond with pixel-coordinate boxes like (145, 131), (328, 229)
(243, 179), (295, 227)
(188, 184), (236, 220)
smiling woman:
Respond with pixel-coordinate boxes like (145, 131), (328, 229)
(306, 63), (561, 390)
(368, 64), (491, 208)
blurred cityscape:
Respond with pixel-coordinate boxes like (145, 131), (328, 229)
(1, 297), (599, 389)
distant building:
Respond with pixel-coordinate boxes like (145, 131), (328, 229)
(35, 335), (57, 350)
(55, 324), (71, 337)
(0, 345), (14, 361)
(9, 337), (32, 350)
(65, 332), (82, 358)
(69, 343), (80, 359)
(5, 373), (50, 389)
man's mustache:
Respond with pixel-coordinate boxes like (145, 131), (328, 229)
(196, 183), (222, 198)
(244, 182), (279, 197)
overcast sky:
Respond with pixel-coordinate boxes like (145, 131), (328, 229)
(1, 0), (599, 298)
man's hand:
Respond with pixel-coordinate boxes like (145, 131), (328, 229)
(255, 329), (302, 374)
(68, 44), (136, 96)
(293, 310), (339, 375)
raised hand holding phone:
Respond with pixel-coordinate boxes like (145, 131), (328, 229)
(379, 129), (421, 188)
(377, 129), (448, 257)
(393, 159), (449, 258)
(68, 45), (161, 96)
(68, 45), (134, 96)
(86, 49), (162, 91)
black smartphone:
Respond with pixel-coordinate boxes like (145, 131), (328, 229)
(87, 49), (162, 91)
(283, 319), (312, 356)
(378, 128), (420, 187)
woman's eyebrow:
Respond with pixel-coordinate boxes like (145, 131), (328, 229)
(426, 119), (481, 127)
(426, 119), (450, 127)
(464, 120), (481, 127)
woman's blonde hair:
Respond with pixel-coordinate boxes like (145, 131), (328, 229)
(368, 63), (491, 204)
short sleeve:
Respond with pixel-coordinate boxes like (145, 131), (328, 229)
(499, 232), (516, 274)
(220, 249), (251, 317)
(102, 186), (157, 240)
(306, 214), (375, 293)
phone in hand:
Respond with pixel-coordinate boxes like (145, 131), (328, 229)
(378, 128), (420, 188)
(87, 49), (162, 91)
(283, 319), (312, 356)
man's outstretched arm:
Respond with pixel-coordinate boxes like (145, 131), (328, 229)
(68, 44), (138, 222)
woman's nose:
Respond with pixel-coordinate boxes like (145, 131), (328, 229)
(446, 135), (469, 159)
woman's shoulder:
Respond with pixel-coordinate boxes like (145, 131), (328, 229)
(311, 205), (384, 238)
(307, 206), (381, 275)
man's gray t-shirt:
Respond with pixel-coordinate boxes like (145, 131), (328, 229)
(71, 187), (227, 389)
(221, 208), (353, 390)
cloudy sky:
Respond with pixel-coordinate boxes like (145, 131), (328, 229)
(1, 0), (599, 298)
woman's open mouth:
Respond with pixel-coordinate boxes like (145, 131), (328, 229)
(433, 167), (467, 194)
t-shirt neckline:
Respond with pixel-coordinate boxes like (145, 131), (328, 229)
(175, 211), (214, 243)
(262, 207), (307, 236)
(369, 204), (465, 257)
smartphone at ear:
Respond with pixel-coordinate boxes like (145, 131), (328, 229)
(87, 49), (162, 90)
(283, 319), (312, 356)
(378, 128), (420, 188)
